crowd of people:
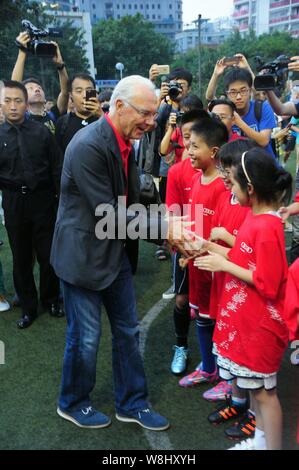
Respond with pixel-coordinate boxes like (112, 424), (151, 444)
(0, 31), (299, 450)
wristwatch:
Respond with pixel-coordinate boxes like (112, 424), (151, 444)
(56, 62), (65, 71)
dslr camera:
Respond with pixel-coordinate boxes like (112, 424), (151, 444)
(168, 81), (183, 100)
(16, 20), (57, 58)
(254, 55), (291, 93)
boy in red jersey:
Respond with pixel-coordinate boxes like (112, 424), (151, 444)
(178, 118), (229, 387)
(166, 109), (209, 375)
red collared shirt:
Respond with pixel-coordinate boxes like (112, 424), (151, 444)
(105, 114), (131, 179)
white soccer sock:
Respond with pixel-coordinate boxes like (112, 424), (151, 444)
(253, 427), (266, 449)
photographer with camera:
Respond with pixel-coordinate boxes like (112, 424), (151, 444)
(55, 73), (101, 155)
(11, 26), (69, 126)
(206, 53), (255, 102)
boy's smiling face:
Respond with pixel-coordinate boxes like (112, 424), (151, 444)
(188, 132), (218, 170)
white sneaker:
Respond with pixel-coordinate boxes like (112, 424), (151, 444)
(162, 287), (175, 300)
(228, 438), (266, 450)
(0, 295), (10, 312)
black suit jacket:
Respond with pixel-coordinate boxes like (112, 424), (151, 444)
(50, 117), (140, 291)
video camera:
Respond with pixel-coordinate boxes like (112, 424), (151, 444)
(16, 20), (57, 58)
(254, 55), (291, 93)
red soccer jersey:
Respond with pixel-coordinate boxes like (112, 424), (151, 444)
(213, 212), (289, 374)
(166, 157), (199, 214)
(295, 191), (299, 203)
(188, 174), (226, 315)
(209, 191), (250, 319)
(169, 127), (184, 163)
(284, 258), (299, 341)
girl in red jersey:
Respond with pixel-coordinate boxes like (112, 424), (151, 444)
(194, 148), (292, 450)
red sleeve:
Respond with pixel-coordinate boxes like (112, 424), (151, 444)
(295, 191), (299, 203)
(252, 225), (287, 300)
(284, 259), (299, 340)
(166, 165), (182, 214)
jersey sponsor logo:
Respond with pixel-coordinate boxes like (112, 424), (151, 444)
(203, 207), (215, 216)
(240, 242), (253, 254)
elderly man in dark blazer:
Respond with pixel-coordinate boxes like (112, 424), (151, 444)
(51, 75), (169, 431)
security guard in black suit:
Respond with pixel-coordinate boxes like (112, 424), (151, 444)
(0, 80), (63, 328)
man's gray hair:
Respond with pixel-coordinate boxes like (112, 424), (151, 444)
(109, 75), (156, 112)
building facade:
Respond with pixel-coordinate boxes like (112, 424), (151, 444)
(232, 0), (299, 37)
(175, 18), (232, 53)
(73, 0), (183, 39)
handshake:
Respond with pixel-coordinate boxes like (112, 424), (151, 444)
(166, 216), (209, 267)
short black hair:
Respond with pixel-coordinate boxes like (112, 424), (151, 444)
(3, 80), (28, 102)
(218, 139), (259, 167)
(180, 109), (210, 127)
(224, 67), (253, 90)
(190, 117), (229, 148)
(98, 90), (112, 102)
(168, 68), (193, 87)
(22, 77), (43, 89)
(235, 147), (292, 205)
(68, 73), (96, 92)
(208, 98), (236, 114)
(180, 94), (203, 111)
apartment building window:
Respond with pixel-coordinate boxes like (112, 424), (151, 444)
(134, 4), (138, 9)
(123, 4), (125, 8)
(157, 4), (160, 9)
(169, 4), (172, 9)
(146, 14), (150, 18)
(116, 4), (119, 8)
(152, 14), (155, 19)
(128, 4), (131, 9)
(152, 4), (155, 8)
(146, 4), (149, 9)
(140, 4), (143, 8)
(92, 3), (96, 8)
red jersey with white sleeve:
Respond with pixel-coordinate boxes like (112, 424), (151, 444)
(284, 258), (299, 341)
(209, 191), (250, 320)
(166, 157), (199, 214)
(188, 174), (226, 316)
(213, 211), (289, 374)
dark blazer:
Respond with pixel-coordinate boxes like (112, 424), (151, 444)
(50, 117), (140, 291)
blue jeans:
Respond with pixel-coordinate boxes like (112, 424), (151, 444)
(58, 253), (148, 414)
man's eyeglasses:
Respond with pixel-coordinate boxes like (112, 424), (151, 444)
(226, 88), (250, 98)
(123, 99), (158, 120)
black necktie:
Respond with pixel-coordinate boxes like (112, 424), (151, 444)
(15, 125), (36, 190)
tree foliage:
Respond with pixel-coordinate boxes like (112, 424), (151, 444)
(174, 30), (299, 103)
(93, 14), (174, 79)
(0, 0), (89, 98)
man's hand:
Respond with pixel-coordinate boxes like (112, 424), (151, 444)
(233, 110), (244, 128)
(16, 31), (30, 50)
(149, 64), (159, 82)
(52, 42), (63, 65)
(213, 57), (228, 77)
(166, 216), (195, 258)
(235, 53), (250, 70)
(288, 57), (299, 72)
(83, 97), (101, 117)
(159, 81), (170, 102)
(168, 112), (177, 128)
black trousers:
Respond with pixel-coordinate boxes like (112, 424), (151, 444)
(2, 188), (59, 316)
